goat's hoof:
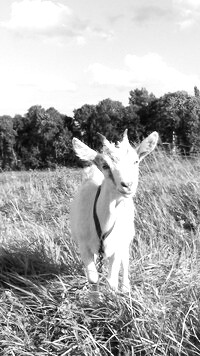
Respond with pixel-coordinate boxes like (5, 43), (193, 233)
(89, 290), (102, 302)
(122, 284), (131, 294)
(89, 282), (98, 292)
(88, 285), (103, 303)
(87, 272), (99, 285)
(108, 284), (118, 293)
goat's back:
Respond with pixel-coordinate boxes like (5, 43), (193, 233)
(70, 166), (103, 247)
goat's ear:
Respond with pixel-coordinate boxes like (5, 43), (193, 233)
(72, 138), (97, 162)
(122, 128), (128, 140)
(122, 128), (129, 146)
(137, 131), (159, 161)
(98, 133), (112, 150)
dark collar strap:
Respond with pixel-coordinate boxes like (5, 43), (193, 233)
(93, 185), (102, 239)
(93, 185), (115, 241)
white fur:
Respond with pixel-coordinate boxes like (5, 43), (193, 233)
(70, 130), (158, 292)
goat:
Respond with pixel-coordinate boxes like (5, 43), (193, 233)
(70, 130), (158, 292)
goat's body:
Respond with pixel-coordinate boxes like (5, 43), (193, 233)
(70, 166), (135, 291)
(70, 130), (158, 292)
(70, 177), (102, 255)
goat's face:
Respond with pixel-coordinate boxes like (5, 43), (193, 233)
(72, 130), (158, 198)
(98, 138), (140, 197)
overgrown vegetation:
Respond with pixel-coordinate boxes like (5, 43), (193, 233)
(0, 150), (200, 355)
(1, 87), (200, 170)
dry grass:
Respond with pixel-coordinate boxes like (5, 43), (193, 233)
(0, 150), (200, 355)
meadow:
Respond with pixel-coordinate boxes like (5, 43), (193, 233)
(0, 150), (200, 355)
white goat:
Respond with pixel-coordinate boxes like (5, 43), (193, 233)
(70, 130), (158, 292)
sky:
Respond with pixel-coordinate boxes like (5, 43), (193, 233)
(0, 0), (200, 117)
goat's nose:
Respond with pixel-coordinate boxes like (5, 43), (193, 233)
(121, 181), (132, 189)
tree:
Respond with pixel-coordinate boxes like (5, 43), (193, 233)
(13, 106), (73, 169)
(129, 88), (156, 138)
(121, 105), (143, 143)
(177, 95), (200, 153)
(129, 88), (155, 108)
(194, 86), (200, 98)
(16, 106), (47, 168)
(95, 99), (125, 144)
(147, 91), (200, 153)
(0, 116), (16, 170)
(45, 108), (73, 166)
(146, 92), (184, 143)
(73, 104), (97, 147)
(73, 99), (126, 149)
(13, 114), (29, 169)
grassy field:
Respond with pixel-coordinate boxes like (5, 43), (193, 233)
(0, 150), (200, 355)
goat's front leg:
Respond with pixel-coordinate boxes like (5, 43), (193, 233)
(107, 253), (121, 291)
(81, 247), (99, 284)
(121, 246), (131, 293)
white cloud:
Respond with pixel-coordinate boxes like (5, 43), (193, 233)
(37, 76), (76, 93)
(1, 0), (113, 43)
(132, 4), (173, 24)
(88, 53), (199, 97)
(0, 61), (76, 115)
(88, 63), (130, 87)
(130, 0), (200, 29)
(175, 0), (200, 8)
(178, 17), (195, 29)
(3, 0), (71, 30)
(0, 61), (76, 92)
(173, 0), (200, 28)
(2, 0), (73, 35)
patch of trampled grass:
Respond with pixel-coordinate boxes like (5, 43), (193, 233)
(0, 151), (200, 355)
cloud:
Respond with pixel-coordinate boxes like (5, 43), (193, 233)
(88, 53), (199, 97)
(1, 0), (86, 39)
(132, 4), (173, 24)
(4, 0), (71, 30)
(0, 62), (76, 94)
(130, 0), (200, 29)
(2, 0), (67, 31)
(129, 0), (175, 25)
(0, 62), (77, 116)
(173, 0), (200, 29)
(1, 0), (113, 43)
(175, 0), (200, 8)
(89, 27), (114, 40)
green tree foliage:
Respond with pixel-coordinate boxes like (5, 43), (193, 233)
(1, 86), (200, 171)
(129, 87), (155, 109)
(129, 88), (156, 127)
(95, 99), (125, 144)
(120, 105), (142, 143)
(13, 106), (73, 169)
(17, 105), (46, 168)
(0, 116), (16, 170)
(194, 86), (200, 98)
(73, 104), (97, 147)
(146, 93), (184, 143)
(147, 91), (200, 153)
(73, 99), (126, 149)
(177, 95), (200, 153)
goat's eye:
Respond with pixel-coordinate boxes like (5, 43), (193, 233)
(102, 163), (110, 170)
(134, 160), (139, 165)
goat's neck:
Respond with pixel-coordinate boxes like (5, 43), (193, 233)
(95, 180), (121, 234)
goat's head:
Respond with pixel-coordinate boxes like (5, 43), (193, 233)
(72, 130), (158, 198)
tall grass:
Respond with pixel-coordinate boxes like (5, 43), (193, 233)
(0, 150), (200, 355)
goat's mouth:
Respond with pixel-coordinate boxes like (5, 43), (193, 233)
(118, 189), (133, 197)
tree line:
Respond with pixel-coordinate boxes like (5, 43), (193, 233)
(1, 87), (200, 170)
